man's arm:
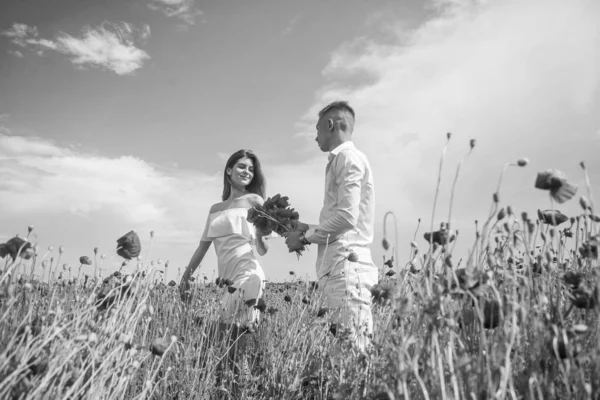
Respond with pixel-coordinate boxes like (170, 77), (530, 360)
(305, 151), (363, 245)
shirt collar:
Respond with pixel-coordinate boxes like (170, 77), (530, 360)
(328, 141), (354, 162)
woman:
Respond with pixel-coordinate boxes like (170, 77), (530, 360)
(179, 149), (269, 389)
(180, 149), (268, 328)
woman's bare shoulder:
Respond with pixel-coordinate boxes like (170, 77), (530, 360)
(209, 201), (228, 214)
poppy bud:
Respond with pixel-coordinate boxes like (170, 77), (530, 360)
(580, 196), (591, 211)
(517, 158), (529, 167)
(446, 132), (452, 140)
(59, 246), (65, 254)
(497, 208), (506, 221)
(28, 225), (34, 234)
(493, 192), (499, 203)
(381, 238), (390, 251)
(469, 139), (475, 149)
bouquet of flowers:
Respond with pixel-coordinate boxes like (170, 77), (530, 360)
(247, 194), (306, 257)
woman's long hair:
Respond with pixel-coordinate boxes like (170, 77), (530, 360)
(222, 149), (266, 201)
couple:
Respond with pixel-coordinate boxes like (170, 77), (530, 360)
(180, 101), (377, 355)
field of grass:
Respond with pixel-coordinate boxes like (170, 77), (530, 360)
(1, 151), (599, 399)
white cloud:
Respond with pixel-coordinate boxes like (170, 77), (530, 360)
(0, 133), (219, 243)
(147, 0), (204, 29)
(298, 0), (600, 255)
(1, 22), (150, 75)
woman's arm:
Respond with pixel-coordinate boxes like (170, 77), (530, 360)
(255, 233), (269, 256)
(180, 240), (211, 301)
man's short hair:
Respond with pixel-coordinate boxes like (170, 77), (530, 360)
(318, 101), (355, 121)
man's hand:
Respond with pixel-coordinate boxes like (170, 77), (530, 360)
(284, 230), (307, 252)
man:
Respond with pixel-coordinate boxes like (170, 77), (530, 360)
(285, 100), (377, 351)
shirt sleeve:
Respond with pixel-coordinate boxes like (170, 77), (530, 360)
(305, 150), (363, 245)
(200, 214), (212, 242)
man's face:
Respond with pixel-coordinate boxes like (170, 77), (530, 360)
(315, 116), (330, 152)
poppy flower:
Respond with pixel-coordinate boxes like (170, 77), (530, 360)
(267, 307), (278, 315)
(27, 352), (49, 375)
(284, 295), (292, 303)
(302, 296), (310, 305)
(276, 195), (290, 208)
(150, 337), (172, 357)
(384, 258), (394, 268)
(579, 237), (599, 259)
(572, 286), (597, 309)
(537, 209), (568, 226)
(385, 270), (396, 277)
(309, 281), (318, 291)
(255, 298), (267, 312)
(116, 231), (141, 260)
(563, 271), (582, 289)
(534, 169), (578, 204)
(482, 300), (501, 329)
(79, 256), (92, 265)
(371, 282), (395, 305)
(424, 229), (455, 246)
(0, 236), (32, 261)
(189, 277), (196, 282)
(317, 307), (329, 317)
(547, 332), (578, 360)
(245, 298), (257, 307)
(168, 280), (176, 287)
(289, 271), (295, 276)
(347, 252), (359, 262)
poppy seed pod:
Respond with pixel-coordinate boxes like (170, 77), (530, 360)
(580, 196), (591, 211)
(517, 158), (529, 167)
(116, 231), (141, 260)
(497, 208), (506, 221)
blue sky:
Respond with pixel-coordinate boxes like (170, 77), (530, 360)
(1, 0), (600, 283)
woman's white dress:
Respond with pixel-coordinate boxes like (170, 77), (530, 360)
(200, 207), (266, 326)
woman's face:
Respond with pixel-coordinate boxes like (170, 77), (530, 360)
(227, 156), (254, 189)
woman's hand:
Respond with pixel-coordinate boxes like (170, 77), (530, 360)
(255, 227), (271, 238)
(180, 272), (192, 303)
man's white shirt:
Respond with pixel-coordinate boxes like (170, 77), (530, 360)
(305, 141), (375, 278)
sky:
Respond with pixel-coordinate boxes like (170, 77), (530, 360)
(1, 0), (599, 284)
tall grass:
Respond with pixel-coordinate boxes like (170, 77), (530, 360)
(1, 145), (599, 399)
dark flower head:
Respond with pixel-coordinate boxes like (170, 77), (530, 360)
(317, 307), (329, 317)
(381, 238), (390, 251)
(267, 307), (278, 315)
(150, 337), (171, 357)
(276, 196), (290, 208)
(168, 280), (176, 287)
(371, 282), (396, 305)
(537, 209), (568, 226)
(384, 258), (394, 268)
(289, 271), (295, 276)
(534, 169), (578, 204)
(79, 256), (92, 265)
(385, 270), (396, 277)
(0, 236), (32, 261)
(482, 300), (501, 329)
(302, 296), (310, 304)
(563, 271), (582, 289)
(579, 237), (599, 259)
(284, 295), (292, 303)
(116, 231), (141, 260)
(347, 252), (358, 262)
(571, 286), (597, 309)
(255, 298), (267, 312)
(113, 271), (121, 277)
(424, 229), (455, 246)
